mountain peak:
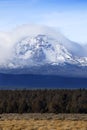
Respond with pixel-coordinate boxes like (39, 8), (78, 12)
(13, 34), (73, 66)
(0, 25), (87, 70)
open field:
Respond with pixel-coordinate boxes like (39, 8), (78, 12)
(0, 114), (87, 130)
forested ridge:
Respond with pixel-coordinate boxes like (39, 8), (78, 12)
(0, 89), (87, 113)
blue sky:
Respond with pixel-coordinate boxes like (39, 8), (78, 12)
(0, 0), (87, 43)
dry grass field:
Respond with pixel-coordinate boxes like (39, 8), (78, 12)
(0, 114), (86, 130)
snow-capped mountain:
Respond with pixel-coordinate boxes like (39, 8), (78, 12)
(14, 35), (73, 65)
(0, 25), (87, 77)
(9, 34), (87, 68)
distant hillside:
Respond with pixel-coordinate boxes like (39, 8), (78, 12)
(0, 74), (87, 89)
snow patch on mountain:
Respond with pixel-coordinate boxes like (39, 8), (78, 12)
(0, 24), (87, 68)
(13, 34), (73, 66)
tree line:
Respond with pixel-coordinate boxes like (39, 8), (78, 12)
(0, 89), (86, 113)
